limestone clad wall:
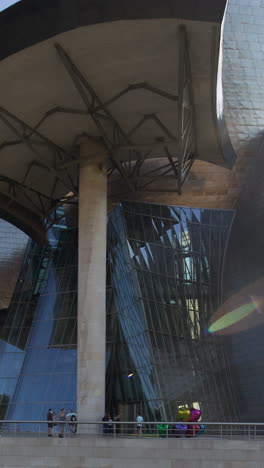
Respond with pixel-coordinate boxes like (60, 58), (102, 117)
(123, 160), (239, 210)
(0, 436), (263, 468)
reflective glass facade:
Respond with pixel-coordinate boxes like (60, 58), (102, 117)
(0, 220), (77, 421)
(0, 201), (236, 423)
(107, 202), (237, 421)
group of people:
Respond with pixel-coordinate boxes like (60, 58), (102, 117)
(102, 412), (144, 435)
(47, 408), (144, 437)
(46, 406), (203, 438)
(102, 413), (121, 434)
(47, 408), (77, 438)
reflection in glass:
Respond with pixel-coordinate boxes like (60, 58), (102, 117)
(0, 214), (77, 423)
(107, 202), (237, 422)
(0, 201), (237, 424)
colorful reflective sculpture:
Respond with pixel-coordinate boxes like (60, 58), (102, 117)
(157, 424), (169, 436)
(173, 424), (187, 437)
(177, 407), (190, 422)
(186, 424), (201, 437)
(175, 407), (204, 437)
(197, 424), (205, 435)
(188, 407), (201, 422)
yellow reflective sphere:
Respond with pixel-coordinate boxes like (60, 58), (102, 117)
(177, 408), (190, 422)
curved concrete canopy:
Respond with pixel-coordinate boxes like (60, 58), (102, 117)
(0, 0), (228, 59)
(0, 0), (235, 240)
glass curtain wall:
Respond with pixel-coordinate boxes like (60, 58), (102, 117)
(0, 201), (237, 423)
(0, 218), (77, 423)
(107, 202), (237, 422)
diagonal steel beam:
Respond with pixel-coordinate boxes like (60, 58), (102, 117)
(177, 25), (186, 195)
(0, 175), (53, 202)
(140, 162), (172, 178)
(0, 106), (66, 155)
(0, 108), (78, 195)
(0, 113), (72, 191)
(0, 33), (197, 227)
(55, 42), (137, 192)
(28, 80), (178, 138)
(176, 25), (197, 195)
(164, 146), (179, 180)
(55, 43), (179, 193)
(0, 176), (55, 222)
(0, 187), (47, 219)
(137, 166), (174, 189)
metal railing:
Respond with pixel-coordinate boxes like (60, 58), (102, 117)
(0, 421), (263, 440)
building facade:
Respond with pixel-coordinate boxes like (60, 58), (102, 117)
(0, 201), (237, 423)
(0, 218), (77, 422)
(1, 0), (264, 428)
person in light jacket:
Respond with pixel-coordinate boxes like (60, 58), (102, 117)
(58, 408), (67, 438)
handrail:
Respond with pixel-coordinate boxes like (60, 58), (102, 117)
(0, 420), (263, 440)
(0, 420), (263, 425)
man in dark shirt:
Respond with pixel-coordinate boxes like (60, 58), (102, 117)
(47, 408), (55, 437)
(102, 413), (111, 434)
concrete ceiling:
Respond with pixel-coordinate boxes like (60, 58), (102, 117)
(0, 1), (236, 241)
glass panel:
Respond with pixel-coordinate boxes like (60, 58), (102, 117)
(0, 203), (235, 425)
(107, 202), (235, 422)
(0, 219), (78, 423)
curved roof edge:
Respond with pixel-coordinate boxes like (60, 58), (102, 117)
(0, 0), (228, 61)
(213, 7), (237, 169)
(0, 193), (47, 244)
(216, 116), (236, 168)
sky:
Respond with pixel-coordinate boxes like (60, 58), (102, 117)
(0, 0), (20, 12)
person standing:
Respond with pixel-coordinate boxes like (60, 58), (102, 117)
(47, 408), (54, 437)
(114, 414), (121, 435)
(67, 409), (77, 436)
(52, 410), (57, 435)
(136, 412), (144, 436)
(58, 408), (67, 438)
(108, 415), (113, 434)
(102, 413), (111, 435)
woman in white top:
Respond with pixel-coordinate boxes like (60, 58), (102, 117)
(136, 413), (144, 435)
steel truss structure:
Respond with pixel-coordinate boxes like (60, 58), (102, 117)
(0, 26), (197, 229)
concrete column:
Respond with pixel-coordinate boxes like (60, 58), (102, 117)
(78, 139), (107, 421)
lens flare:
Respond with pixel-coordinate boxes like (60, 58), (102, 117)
(128, 373), (134, 378)
(208, 302), (256, 333)
(208, 276), (264, 335)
